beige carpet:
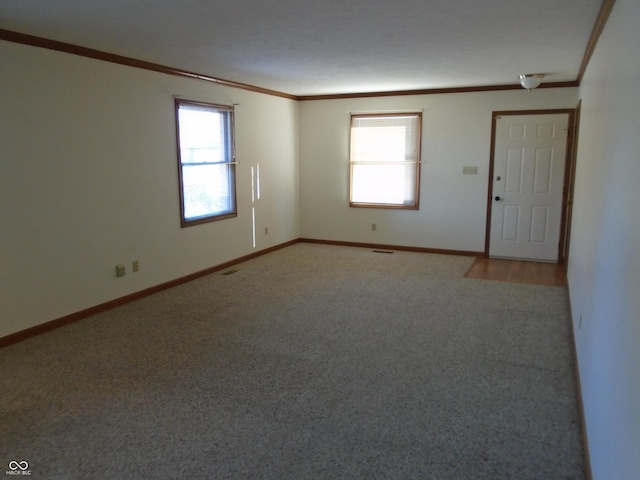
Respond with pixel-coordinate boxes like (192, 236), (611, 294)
(0, 243), (584, 479)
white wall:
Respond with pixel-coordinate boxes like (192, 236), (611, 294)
(568, 0), (640, 478)
(0, 41), (299, 338)
(298, 89), (577, 251)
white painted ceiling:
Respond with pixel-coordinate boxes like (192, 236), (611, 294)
(0, 0), (603, 96)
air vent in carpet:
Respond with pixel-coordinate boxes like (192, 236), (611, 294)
(221, 269), (239, 275)
(372, 250), (394, 254)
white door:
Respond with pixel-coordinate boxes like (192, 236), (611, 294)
(489, 113), (569, 262)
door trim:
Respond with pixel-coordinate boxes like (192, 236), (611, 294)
(484, 109), (577, 263)
(560, 101), (581, 265)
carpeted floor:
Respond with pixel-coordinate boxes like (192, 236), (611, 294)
(0, 243), (584, 479)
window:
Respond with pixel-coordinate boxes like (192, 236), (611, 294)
(349, 112), (422, 209)
(175, 100), (237, 226)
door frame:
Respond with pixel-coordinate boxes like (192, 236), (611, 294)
(484, 109), (577, 263)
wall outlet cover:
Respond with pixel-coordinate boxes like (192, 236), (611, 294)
(116, 264), (126, 277)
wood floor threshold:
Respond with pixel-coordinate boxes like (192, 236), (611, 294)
(464, 257), (567, 287)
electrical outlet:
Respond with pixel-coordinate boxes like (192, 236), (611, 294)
(132, 260), (139, 272)
(371, 223), (377, 231)
(578, 313), (583, 329)
(115, 264), (126, 277)
(264, 227), (268, 235)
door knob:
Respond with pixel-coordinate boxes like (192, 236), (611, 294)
(495, 196), (502, 201)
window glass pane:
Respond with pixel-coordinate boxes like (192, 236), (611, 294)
(176, 100), (236, 226)
(182, 164), (234, 220)
(349, 113), (421, 208)
(351, 164), (412, 204)
(178, 107), (226, 164)
(352, 126), (406, 163)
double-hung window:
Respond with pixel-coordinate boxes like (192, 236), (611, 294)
(175, 100), (237, 226)
(349, 112), (422, 209)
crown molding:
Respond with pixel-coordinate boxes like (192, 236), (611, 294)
(577, 0), (616, 83)
(297, 81), (579, 101)
(1, 0), (615, 102)
(0, 29), (298, 100)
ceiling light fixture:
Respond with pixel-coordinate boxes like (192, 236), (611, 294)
(519, 73), (545, 91)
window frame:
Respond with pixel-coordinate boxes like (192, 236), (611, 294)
(175, 99), (238, 227)
(348, 112), (422, 210)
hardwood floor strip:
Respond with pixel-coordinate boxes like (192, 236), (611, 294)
(465, 257), (566, 287)
(506, 261), (527, 283)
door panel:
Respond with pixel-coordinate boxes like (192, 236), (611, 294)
(502, 205), (520, 241)
(506, 149), (524, 193)
(530, 205), (549, 243)
(489, 113), (569, 262)
(533, 149), (552, 193)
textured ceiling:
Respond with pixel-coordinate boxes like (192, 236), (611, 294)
(0, 0), (604, 96)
